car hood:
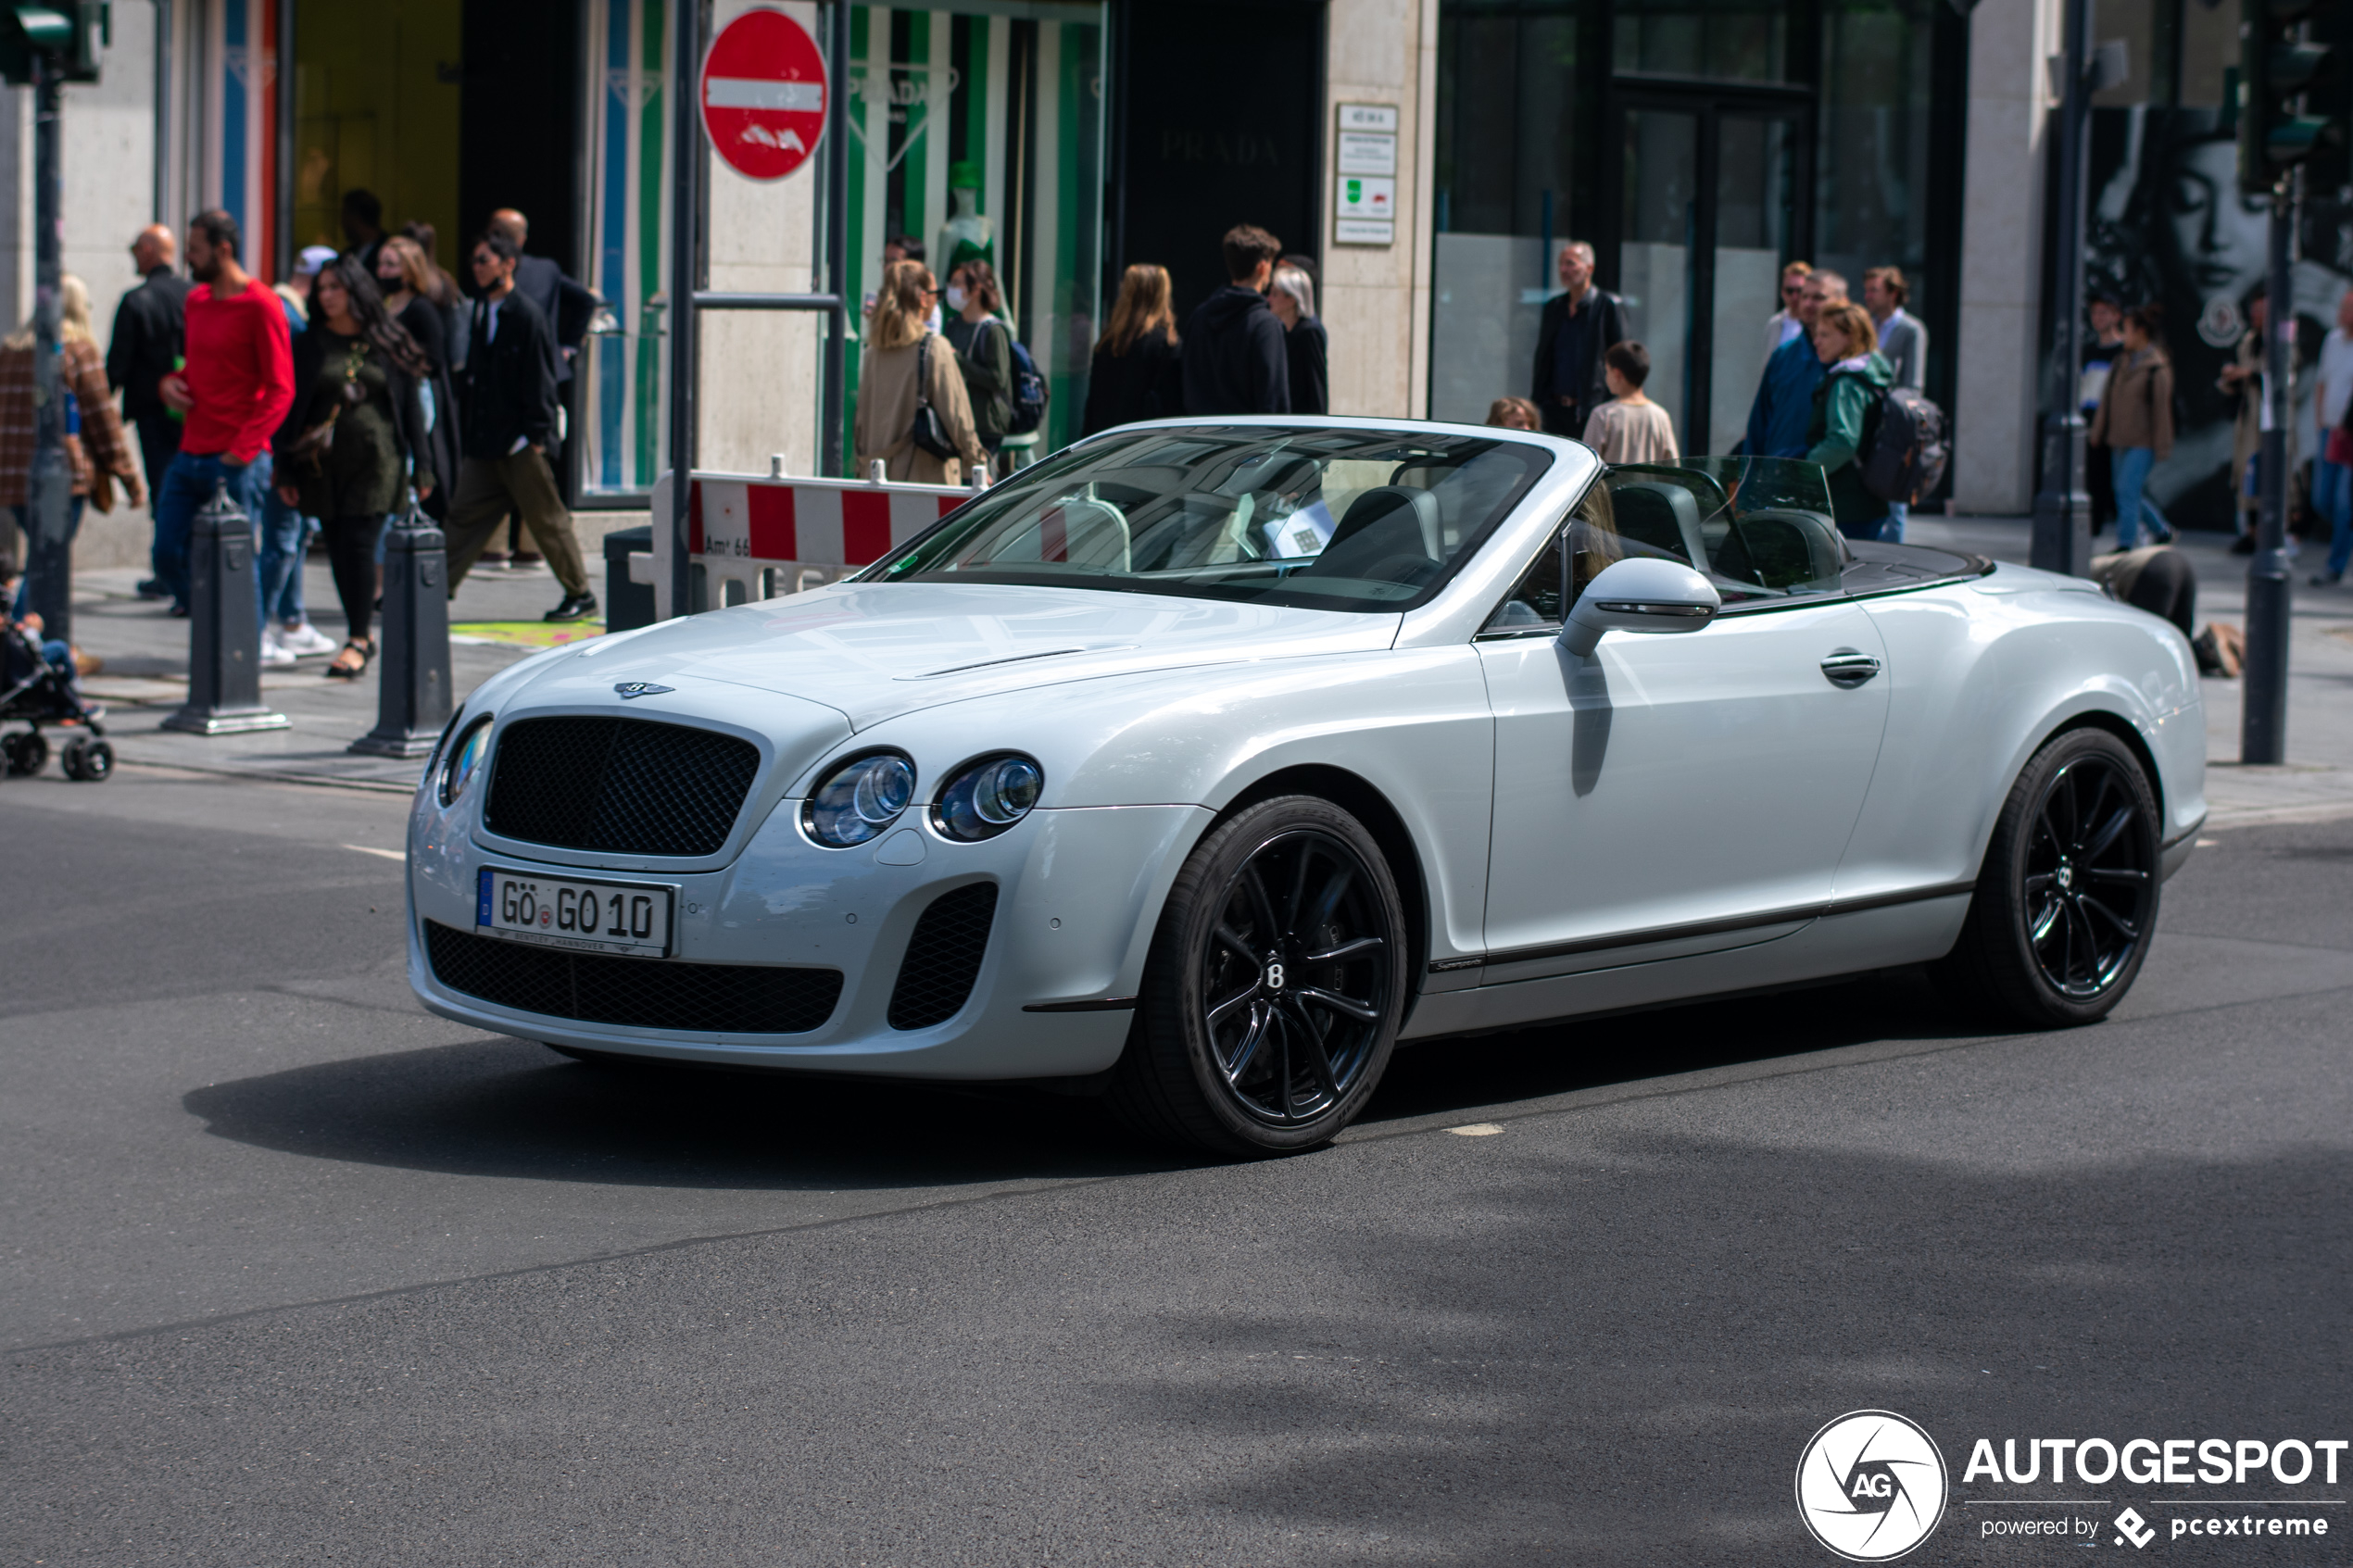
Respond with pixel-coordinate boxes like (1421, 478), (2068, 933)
(548, 582), (1402, 731)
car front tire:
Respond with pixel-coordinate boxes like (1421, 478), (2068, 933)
(1936, 726), (2161, 1028)
(1109, 795), (1408, 1157)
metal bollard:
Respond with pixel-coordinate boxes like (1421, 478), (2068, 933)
(350, 506), (453, 757)
(162, 481), (288, 735)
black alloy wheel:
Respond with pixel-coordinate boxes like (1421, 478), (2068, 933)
(1111, 796), (1407, 1156)
(1937, 727), (2161, 1027)
(2022, 751), (2157, 997)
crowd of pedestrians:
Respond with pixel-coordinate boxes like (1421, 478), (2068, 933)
(853, 223), (1332, 482)
(0, 190), (602, 693)
(1466, 247), (1949, 542)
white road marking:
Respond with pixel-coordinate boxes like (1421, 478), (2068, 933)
(1446, 1123), (1504, 1137)
(342, 845), (406, 862)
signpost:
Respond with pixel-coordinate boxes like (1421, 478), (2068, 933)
(669, 4), (849, 624)
(700, 7), (828, 183)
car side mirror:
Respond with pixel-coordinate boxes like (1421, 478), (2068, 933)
(1560, 556), (1721, 657)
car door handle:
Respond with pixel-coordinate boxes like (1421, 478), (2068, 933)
(1819, 650), (1881, 687)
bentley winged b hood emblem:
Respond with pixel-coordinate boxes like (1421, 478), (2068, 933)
(613, 682), (674, 699)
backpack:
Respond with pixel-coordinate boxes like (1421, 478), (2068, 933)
(1859, 384), (1948, 504)
(1002, 327), (1050, 435)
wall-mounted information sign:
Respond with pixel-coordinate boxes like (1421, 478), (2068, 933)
(1334, 103), (1398, 245)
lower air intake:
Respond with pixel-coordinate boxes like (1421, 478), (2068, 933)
(887, 883), (1000, 1030)
(425, 922), (841, 1035)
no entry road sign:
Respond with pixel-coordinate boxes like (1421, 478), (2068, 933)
(700, 8), (827, 182)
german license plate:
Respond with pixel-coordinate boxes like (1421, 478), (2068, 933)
(476, 868), (673, 958)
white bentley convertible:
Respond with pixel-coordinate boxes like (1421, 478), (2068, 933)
(407, 420), (2205, 1155)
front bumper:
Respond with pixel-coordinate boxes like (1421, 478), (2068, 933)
(407, 793), (1210, 1078)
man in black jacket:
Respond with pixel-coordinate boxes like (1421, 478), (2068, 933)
(489, 208), (597, 385)
(106, 224), (192, 598)
(1529, 241), (1630, 439)
(441, 230), (596, 621)
(1182, 225), (1290, 416)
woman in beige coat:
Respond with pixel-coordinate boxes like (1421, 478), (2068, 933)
(854, 260), (989, 485)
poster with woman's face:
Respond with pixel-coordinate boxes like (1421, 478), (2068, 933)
(2083, 106), (2351, 525)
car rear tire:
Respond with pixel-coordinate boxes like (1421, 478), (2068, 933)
(1935, 727), (2161, 1028)
(1108, 795), (1408, 1157)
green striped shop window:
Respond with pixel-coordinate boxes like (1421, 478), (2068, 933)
(843, 2), (1106, 470)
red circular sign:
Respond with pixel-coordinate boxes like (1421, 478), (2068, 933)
(700, 8), (827, 182)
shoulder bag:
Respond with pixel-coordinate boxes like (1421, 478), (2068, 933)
(910, 335), (957, 460)
(284, 340), (369, 477)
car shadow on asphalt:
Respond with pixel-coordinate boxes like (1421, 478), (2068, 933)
(181, 1036), (1188, 1190)
(1362, 966), (1995, 1125)
(182, 969), (1994, 1187)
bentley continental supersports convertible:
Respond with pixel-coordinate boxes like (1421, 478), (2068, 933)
(407, 420), (2205, 1154)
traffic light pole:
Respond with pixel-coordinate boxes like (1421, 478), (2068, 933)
(2240, 188), (2295, 764)
(23, 49), (71, 646)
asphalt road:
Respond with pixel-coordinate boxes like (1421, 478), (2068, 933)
(4, 765), (2351, 1565)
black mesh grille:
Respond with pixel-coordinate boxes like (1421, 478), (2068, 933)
(887, 884), (999, 1030)
(484, 717), (760, 858)
(425, 921), (841, 1035)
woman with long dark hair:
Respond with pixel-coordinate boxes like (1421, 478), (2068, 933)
(1082, 264), (1184, 434)
(271, 256), (434, 679)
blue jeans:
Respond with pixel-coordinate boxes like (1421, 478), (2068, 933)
(2109, 446), (2174, 549)
(1881, 502), (1907, 543)
(9, 497), (85, 617)
(153, 451), (271, 611)
(257, 480), (312, 626)
(2316, 455), (2353, 577)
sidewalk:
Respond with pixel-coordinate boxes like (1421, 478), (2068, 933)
(29, 516), (2353, 825)
(1913, 514), (2353, 827)
(56, 553), (597, 794)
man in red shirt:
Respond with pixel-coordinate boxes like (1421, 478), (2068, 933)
(153, 209), (293, 616)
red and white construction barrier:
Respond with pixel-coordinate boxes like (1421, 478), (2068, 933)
(647, 469), (979, 617)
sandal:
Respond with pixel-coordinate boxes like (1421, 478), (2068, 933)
(324, 638), (375, 680)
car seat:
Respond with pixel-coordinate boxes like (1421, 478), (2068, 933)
(1299, 486), (1445, 585)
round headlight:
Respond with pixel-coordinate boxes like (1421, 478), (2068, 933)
(439, 716), (494, 807)
(804, 752), (916, 847)
(933, 754), (1043, 841)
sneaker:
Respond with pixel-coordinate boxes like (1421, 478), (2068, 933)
(259, 631), (296, 667)
(511, 551), (546, 569)
(2231, 533), (2258, 555)
(168, 602), (190, 618)
(2312, 571), (2345, 586)
(277, 621), (337, 658)
(134, 577), (170, 600)
(476, 550), (510, 570)
(544, 591), (598, 623)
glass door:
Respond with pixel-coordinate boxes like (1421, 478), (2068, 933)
(1619, 108), (1700, 439)
(1614, 99), (1805, 456)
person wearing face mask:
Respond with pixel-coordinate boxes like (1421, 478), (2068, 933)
(943, 261), (1013, 459)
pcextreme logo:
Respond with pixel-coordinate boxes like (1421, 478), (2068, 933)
(1797, 1410), (1951, 1562)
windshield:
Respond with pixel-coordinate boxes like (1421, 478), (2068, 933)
(861, 425), (1554, 612)
(1597, 457), (1848, 603)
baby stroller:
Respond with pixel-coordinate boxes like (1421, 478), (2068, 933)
(1, 615), (110, 781)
